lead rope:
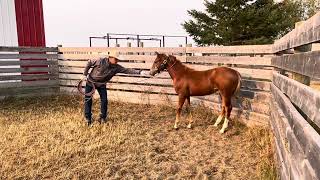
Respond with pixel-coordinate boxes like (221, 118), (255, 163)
(76, 73), (158, 103)
(77, 78), (106, 103)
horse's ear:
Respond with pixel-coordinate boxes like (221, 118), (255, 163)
(155, 51), (159, 56)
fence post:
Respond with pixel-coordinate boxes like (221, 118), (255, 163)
(127, 42), (133, 55)
(293, 21), (311, 86)
(186, 44), (192, 56)
(139, 42), (144, 55)
(179, 44), (183, 56)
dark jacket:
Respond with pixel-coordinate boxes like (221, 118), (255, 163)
(83, 57), (141, 86)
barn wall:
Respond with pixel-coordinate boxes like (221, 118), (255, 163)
(0, 0), (19, 46)
(14, 0), (46, 47)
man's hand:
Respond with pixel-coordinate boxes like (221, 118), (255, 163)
(83, 74), (88, 80)
(140, 71), (151, 77)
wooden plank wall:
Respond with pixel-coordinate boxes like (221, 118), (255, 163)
(271, 12), (320, 180)
(58, 45), (273, 126)
(0, 46), (59, 99)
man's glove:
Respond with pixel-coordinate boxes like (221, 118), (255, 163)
(140, 71), (150, 77)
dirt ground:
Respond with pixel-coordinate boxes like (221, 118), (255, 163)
(0, 95), (277, 179)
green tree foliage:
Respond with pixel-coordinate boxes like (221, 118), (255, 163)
(182, 0), (303, 46)
(300, 0), (320, 19)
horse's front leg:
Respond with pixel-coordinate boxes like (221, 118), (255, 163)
(185, 96), (193, 129)
(174, 95), (186, 129)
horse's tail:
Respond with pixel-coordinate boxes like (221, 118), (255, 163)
(234, 72), (242, 98)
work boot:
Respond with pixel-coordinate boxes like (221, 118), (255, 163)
(98, 118), (107, 124)
(86, 118), (93, 127)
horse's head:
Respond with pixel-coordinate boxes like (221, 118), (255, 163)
(150, 52), (170, 76)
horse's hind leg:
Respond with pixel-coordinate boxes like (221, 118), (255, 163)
(186, 96), (193, 129)
(174, 95), (186, 129)
(214, 95), (225, 127)
(220, 98), (232, 134)
(214, 107), (225, 127)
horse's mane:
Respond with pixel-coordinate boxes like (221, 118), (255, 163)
(168, 55), (196, 72)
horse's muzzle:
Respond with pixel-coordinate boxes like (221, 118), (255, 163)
(149, 69), (158, 76)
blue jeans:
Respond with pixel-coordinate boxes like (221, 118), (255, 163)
(84, 83), (108, 121)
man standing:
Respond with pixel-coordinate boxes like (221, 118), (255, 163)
(83, 51), (145, 126)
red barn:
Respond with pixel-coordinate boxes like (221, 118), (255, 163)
(0, 0), (46, 47)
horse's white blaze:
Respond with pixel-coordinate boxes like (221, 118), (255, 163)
(214, 115), (223, 127)
(219, 117), (229, 133)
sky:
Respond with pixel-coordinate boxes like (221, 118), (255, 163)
(43, 0), (205, 47)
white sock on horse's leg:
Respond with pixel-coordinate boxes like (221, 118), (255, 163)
(187, 112), (193, 129)
(174, 116), (180, 129)
(214, 115), (223, 127)
(219, 117), (229, 134)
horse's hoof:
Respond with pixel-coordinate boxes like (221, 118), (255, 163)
(187, 124), (192, 129)
(174, 125), (179, 130)
(219, 129), (226, 134)
(213, 124), (218, 127)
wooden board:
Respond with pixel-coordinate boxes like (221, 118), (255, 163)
(58, 47), (186, 53)
(59, 73), (173, 86)
(0, 80), (58, 88)
(270, 99), (304, 179)
(270, 98), (318, 179)
(271, 51), (320, 80)
(60, 80), (176, 94)
(59, 74), (270, 102)
(61, 87), (178, 105)
(0, 54), (58, 59)
(0, 46), (58, 52)
(273, 12), (320, 52)
(59, 73), (270, 92)
(188, 64), (272, 80)
(273, 72), (320, 128)
(191, 98), (269, 127)
(271, 84), (320, 178)
(0, 67), (56, 74)
(270, 112), (300, 180)
(58, 54), (272, 65)
(61, 87), (269, 127)
(0, 86), (59, 97)
(193, 89), (270, 104)
(0, 74), (58, 81)
(0, 60), (57, 66)
(186, 45), (273, 54)
(58, 54), (187, 62)
(61, 79), (270, 115)
(186, 56), (271, 66)
(59, 61), (153, 69)
(0, 88), (59, 100)
(58, 64), (272, 80)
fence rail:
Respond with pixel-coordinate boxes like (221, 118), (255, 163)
(58, 46), (273, 127)
(1, 11), (320, 179)
(270, 12), (320, 180)
(273, 12), (320, 53)
(0, 47), (59, 99)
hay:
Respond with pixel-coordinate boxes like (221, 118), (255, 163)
(0, 95), (277, 179)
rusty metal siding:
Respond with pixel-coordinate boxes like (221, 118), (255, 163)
(14, 0), (46, 47)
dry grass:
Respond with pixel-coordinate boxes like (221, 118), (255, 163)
(0, 95), (277, 179)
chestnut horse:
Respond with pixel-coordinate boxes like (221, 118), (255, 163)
(150, 52), (241, 133)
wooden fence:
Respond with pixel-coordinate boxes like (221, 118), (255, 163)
(270, 12), (320, 180)
(1, 12), (320, 179)
(0, 47), (59, 99)
(58, 45), (273, 126)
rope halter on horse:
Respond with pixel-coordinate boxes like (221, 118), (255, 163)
(157, 55), (177, 74)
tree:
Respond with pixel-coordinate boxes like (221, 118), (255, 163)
(182, 0), (303, 46)
(300, 0), (320, 19)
